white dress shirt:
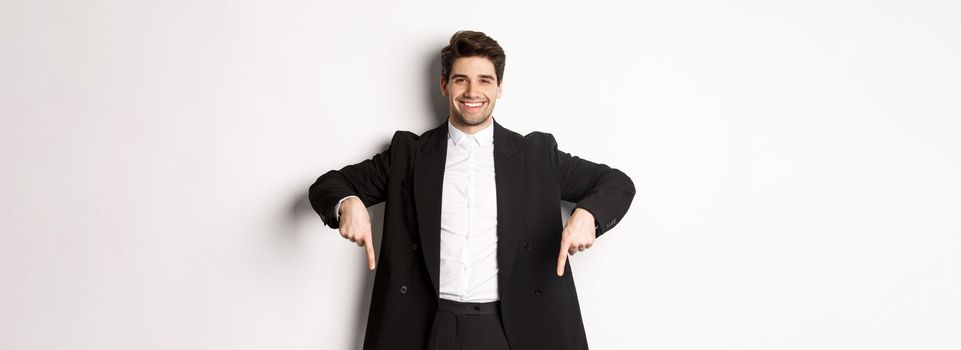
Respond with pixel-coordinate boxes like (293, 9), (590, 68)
(438, 121), (499, 302)
(335, 121), (500, 303)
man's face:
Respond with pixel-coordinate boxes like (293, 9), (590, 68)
(440, 56), (503, 128)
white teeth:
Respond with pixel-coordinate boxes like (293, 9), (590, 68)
(462, 101), (483, 107)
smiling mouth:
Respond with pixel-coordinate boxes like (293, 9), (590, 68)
(460, 100), (486, 110)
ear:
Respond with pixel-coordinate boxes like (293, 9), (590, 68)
(496, 80), (503, 99)
(439, 76), (449, 97)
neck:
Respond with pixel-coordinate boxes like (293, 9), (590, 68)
(449, 116), (493, 135)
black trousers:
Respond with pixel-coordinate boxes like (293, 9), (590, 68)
(427, 299), (511, 350)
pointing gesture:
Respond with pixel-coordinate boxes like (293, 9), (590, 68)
(338, 196), (376, 270)
(556, 208), (597, 276)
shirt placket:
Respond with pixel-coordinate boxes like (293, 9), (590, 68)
(459, 138), (476, 299)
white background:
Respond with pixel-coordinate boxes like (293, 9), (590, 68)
(2, 0), (960, 349)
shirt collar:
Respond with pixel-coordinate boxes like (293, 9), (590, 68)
(447, 119), (494, 147)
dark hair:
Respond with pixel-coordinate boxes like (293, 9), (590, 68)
(440, 30), (506, 86)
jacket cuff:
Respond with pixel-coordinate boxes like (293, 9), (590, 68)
(573, 199), (617, 237)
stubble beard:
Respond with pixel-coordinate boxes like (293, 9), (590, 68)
(455, 111), (490, 126)
(451, 103), (493, 127)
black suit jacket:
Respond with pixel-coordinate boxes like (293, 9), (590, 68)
(309, 120), (635, 349)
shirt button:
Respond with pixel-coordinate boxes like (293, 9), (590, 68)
(400, 285), (408, 294)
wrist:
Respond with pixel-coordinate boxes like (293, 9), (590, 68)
(573, 207), (594, 219)
(336, 195), (360, 219)
(573, 207), (599, 232)
(341, 197), (355, 211)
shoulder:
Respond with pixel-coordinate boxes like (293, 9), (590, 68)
(493, 121), (561, 153)
(493, 121), (554, 146)
(387, 126), (435, 147)
(389, 130), (420, 144)
(385, 123), (446, 154)
(523, 130), (556, 142)
(522, 130), (559, 149)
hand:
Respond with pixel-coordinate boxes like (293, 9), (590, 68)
(338, 197), (376, 270)
(556, 208), (596, 276)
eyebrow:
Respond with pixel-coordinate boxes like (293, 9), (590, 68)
(451, 73), (497, 81)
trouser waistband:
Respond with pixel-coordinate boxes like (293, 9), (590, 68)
(437, 298), (501, 315)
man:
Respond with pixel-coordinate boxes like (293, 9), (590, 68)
(309, 30), (635, 350)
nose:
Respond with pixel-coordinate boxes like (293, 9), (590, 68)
(463, 83), (478, 98)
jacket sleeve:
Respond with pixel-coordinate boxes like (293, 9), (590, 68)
(546, 133), (636, 237)
(308, 134), (397, 229)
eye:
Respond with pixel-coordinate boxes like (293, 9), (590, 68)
(481, 79), (492, 84)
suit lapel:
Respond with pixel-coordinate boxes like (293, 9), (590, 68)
(413, 120), (523, 299)
(413, 122), (447, 296)
(492, 120), (523, 293)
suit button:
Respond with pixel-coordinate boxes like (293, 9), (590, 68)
(473, 305), (481, 312)
(400, 285), (408, 294)
(534, 288), (544, 296)
(411, 244), (418, 251)
(523, 242), (535, 250)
